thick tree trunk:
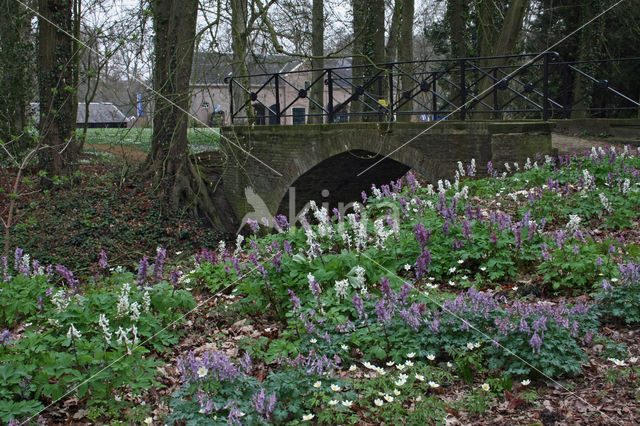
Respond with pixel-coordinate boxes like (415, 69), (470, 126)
(351, 0), (385, 122)
(447, 0), (467, 58)
(309, 0), (324, 124)
(38, 0), (78, 184)
(231, 0), (252, 123)
(397, 0), (414, 122)
(475, 0), (529, 118)
(148, 0), (235, 231)
(0, 0), (33, 148)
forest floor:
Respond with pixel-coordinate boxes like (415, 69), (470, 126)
(2, 130), (639, 424)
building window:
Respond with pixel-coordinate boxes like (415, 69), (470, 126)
(292, 107), (306, 125)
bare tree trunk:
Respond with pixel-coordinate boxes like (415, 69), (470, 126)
(351, 0), (385, 122)
(38, 0), (78, 185)
(309, 0), (324, 124)
(475, 0), (529, 118)
(447, 0), (467, 58)
(0, 0), (34, 148)
(147, 0), (235, 231)
(397, 0), (414, 122)
(386, 0), (403, 62)
(231, 0), (252, 123)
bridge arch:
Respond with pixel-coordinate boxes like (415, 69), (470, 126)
(276, 149), (412, 217)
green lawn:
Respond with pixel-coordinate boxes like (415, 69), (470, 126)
(78, 127), (220, 154)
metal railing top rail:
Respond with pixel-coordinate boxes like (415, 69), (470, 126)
(226, 52), (640, 123)
(223, 51), (560, 82)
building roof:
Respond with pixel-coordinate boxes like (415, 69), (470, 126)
(30, 102), (127, 124)
(191, 52), (304, 86)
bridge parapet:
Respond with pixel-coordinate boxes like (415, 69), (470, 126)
(220, 121), (554, 230)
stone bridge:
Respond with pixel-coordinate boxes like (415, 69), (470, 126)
(219, 121), (553, 229)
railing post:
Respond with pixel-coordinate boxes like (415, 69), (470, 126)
(492, 68), (499, 113)
(460, 59), (466, 121)
(327, 69), (334, 123)
(388, 65), (394, 121)
(229, 78), (234, 124)
(543, 53), (550, 121)
(274, 74), (281, 125)
(432, 72), (437, 121)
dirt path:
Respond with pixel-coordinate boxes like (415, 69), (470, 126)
(552, 133), (625, 155)
(85, 143), (147, 163)
(85, 133), (622, 165)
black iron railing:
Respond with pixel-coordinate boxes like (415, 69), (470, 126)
(225, 52), (640, 124)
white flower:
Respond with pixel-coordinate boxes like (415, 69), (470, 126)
(349, 365), (357, 372)
(144, 417), (153, 425)
(428, 381), (440, 388)
(142, 290), (151, 313)
(341, 344), (349, 351)
(426, 354), (435, 361)
(394, 379), (406, 387)
(342, 400), (353, 408)
(374, 398), (384, 407)
(466, 342), (475, 350)
(310, 338), (317, 344)
(480, 266), (487, 272)
(66, 323), (82, 340)
(630, 357), (638, 364)
(98, 314), (112, 344)
(415, 374), (424, 381)
(386, 361), (395, 366)
(403, 264), (411, 271)
(613, 358), (627, 367)
(328, 399), (338, 406)
(393, 389), (401, 396)
(197, 366), (208, 378)
(129, 301), (141, 322)
(383, 394), (394, 403)
(363, 361), (375, 370)
(334, 279), (349, 299)
(405, 360), (414, 367)
(406, 352), (416, 358)
(481, 383), (490, 391)
(474, 342), (481, 348)
(234, 234), (244, 254)
(448, 266), (456, 274)
(330, 384), (341, 392)
(521, 379), (531, 386)
(313, 381), (322, 388)
(302, 413), (315, 421)
(396, 364), (405, 371)
(457, 259), (464, 264)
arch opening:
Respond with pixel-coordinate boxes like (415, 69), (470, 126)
(276, 149), (411, 219)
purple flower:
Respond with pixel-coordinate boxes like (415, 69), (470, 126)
(0, 330), (12, 346)
(1, 256), (11, 282)
(352, 293), (365, 319)
(153, 248), (166, 281)
(252, 388), (277, 420)
(361, 191), (368, 203)
(413, 224), (431, 247)
(283, 240), (293, 256)
(375, 299), (392, 325)
(247, 218), (260, 234)
(98, 249), (108, 270)
(529, 332), (543, 353)
(274, 214), (290, 233)
(415, 248), (431, 280)
(14, 247), (23, 270)
(137, 256), (149, 286)
(55, 264), (79, 292)
(288, 289), (301, 312)
(380, 277), (393, 298)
